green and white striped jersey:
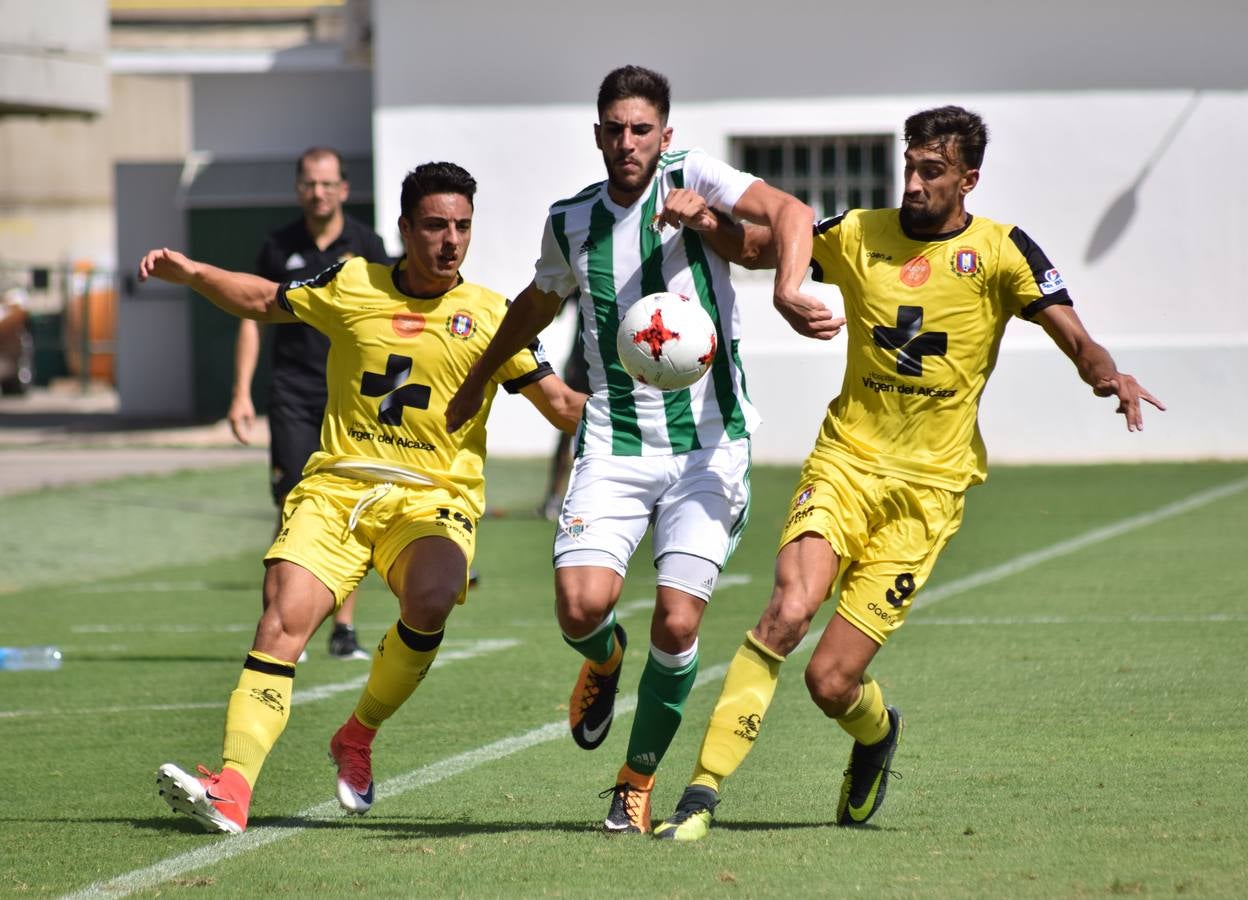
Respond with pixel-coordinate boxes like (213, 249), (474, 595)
(535, 149), (762, 457)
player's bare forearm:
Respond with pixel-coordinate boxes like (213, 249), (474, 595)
(768, 195), (816, 299)
(233, 319), (262, 396)
(1038, 304), (1165, 430)
(700, 212), (777, 269)
(731, 183), (840, 339)
(227, 319), (262, 444)
(523, 377), (587, 435)
(472, 284), (561, 384)
(189, 265), (286, 322)
(446, 282), (563, 433)
(1038, 305), (1118, 387)
(138, 248), (289, 322)
(1071, 338), (1118, 388)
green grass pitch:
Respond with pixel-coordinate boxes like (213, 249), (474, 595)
(1, 458), (1246, 897)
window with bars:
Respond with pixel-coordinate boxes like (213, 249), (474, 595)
(733, 134), (896, 219)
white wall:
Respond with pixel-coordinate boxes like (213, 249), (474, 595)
(372, 0), (1248, 463)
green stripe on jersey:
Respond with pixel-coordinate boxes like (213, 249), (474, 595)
(670, 170), (748, 440)
(658, 150), (689, 170)
(587, 200), (642, 455)
(552, 183), (600, 210)
(730, 339), (751, 404)
(639, 181), (699, 454)
(551, 212), (571, 266)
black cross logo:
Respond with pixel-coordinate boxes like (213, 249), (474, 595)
(360, 354), (431, 425)
(873, 306), (947, 376)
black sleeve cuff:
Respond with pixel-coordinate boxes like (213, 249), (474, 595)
(276, 284), (294, 315)
(1022, 294), (1073, 320)
(502, 361), (555, 394)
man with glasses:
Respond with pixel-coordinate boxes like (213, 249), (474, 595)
(228, 146), (390, 660)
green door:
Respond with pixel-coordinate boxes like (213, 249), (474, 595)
(186, 203), (376, 419)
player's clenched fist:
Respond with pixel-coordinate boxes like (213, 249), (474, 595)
(138, 247), (198, 285)
(653, 188), (718, 232)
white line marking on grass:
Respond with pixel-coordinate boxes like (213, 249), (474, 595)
(911, 476), (1248, 613)
(63, 662), (730, 900)
(73, 623), (257, 634)
(0, 640), (517, 721)
(614, 598), (654, 619)
(59, 476), (1248, 898)
(912, 613), (1248, 627)
(70, 582), (250, 594)
(73, 617), (392, 635)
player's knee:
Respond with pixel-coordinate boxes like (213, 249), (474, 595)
(556, 593), (611, 636)
(554, 576), (616, 636)
(252, 602), (305, 650)
(803, 660), (858, 715)
(399, 582), (458, 632)
(650, 605), (701, 650)
(757, 591), (817, 648)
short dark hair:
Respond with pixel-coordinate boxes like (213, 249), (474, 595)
(903, 106), (989, 170)
(399, 161), (477, 220)
(296, 146), (346, 181)
(597, 65), (671, 122)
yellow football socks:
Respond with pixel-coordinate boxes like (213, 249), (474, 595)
(836, 673), (890, 745)
(690, 631), (785, 793)
(222, 651), (295, 788)
(353, 619), (443, 730)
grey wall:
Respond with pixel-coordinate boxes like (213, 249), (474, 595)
(191, 70), (374, 158)
(375, 0), (1247, 108)
(115, 163), (191, 417)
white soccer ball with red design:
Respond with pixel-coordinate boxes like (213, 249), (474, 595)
(616, 291), (717, 391)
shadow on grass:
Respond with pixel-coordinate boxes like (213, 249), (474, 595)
(714, 819), (902, 834)
(103, 815), (600, 836)
(24, 815), (899, 838)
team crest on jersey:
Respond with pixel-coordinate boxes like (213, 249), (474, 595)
(1039, 267), (1066, 295)
(446, 311), (476, 339)
(794, 485), (815, 508)
(562, 516), (588, 539)
(899, 256), (931, 287)
(951, 248), (979, 276)
(392, 312), (425, 338)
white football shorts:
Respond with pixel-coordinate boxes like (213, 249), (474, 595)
(553, 438), (751, 575)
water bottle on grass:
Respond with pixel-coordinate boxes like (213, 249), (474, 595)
(0, 646), (63, 671)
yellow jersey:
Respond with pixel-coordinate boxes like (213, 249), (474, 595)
(809, 209), (1073, 490)
(277, 257), (552, 517)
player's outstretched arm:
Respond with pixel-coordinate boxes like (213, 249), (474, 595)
(520, 375), (588, 436)
(666, 189), (777, 270)
(1037, 304), (1165, 431)
(446, 281), (564, 433)
(137, 248), (293, 323)
(732, 182), (843, 341)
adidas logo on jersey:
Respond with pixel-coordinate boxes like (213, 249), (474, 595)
(577, 237), (597, 256)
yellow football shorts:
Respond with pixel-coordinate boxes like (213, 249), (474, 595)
(778, 451), (965, 645)
(265, 471), (477, 607)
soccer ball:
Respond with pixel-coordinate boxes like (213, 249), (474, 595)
(615, 292), (717, 391)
